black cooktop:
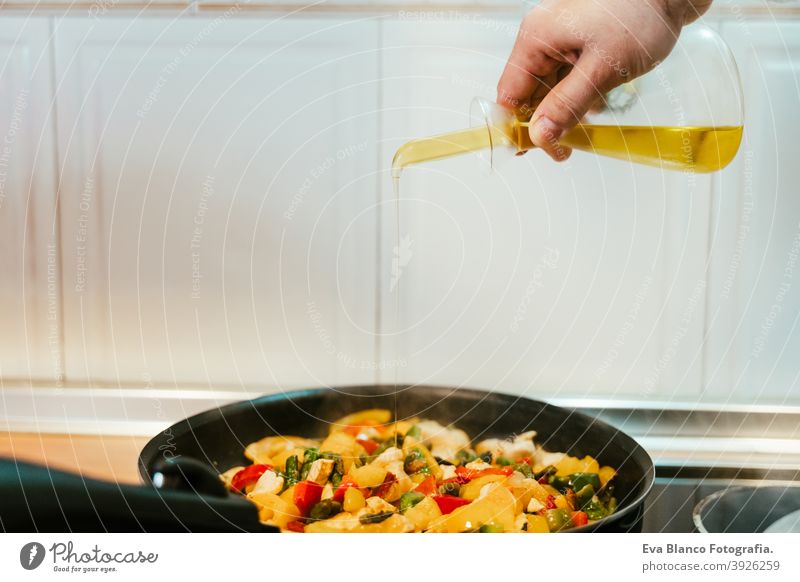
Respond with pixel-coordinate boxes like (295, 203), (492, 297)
(642, 466), (800, 532)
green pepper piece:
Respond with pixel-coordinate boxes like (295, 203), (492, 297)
(495, 457), (512, 466)
(545, 508), (573, 532)
(533, 465), (557, 481)
(574, 484), (596, 508)
(438, 482), (460, 497)
(584, 499), (607, 521)
(549, 475), (571, 493)
(570, 472), (601, 492)
(456, 450), (477, 465)
(330, 472), (342, 489)
(513, 463), (534, 478)
(308, 499), (342, 521)
(399, 491), (426, 512)
(479, 523), (504, 533)
(359, 511), (395, 525)
(285, 455), (299, 485)
(406, 425), (421, 439)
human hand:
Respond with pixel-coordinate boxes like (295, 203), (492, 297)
(497, 0), (712, 160)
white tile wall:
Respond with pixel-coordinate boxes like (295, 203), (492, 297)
(0, 11), (798, 407)
(704, 21), (800, 404)
(0, 19), (61, 386)
(53, 16), (381, 389)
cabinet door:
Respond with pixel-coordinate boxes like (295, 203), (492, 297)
(705, 21), (800, 403)
(380, 16), (713, 400)
(0, 19), (61, 385)
(55, 16), (380, 389)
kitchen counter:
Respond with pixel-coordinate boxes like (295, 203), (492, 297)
(0, 432), (149, 485)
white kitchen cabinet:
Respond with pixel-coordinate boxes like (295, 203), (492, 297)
(704, 21), (800, 404)
(380, 16), (715, 400)
(0, 19), (61, 385)
(54, 16), (381, 389)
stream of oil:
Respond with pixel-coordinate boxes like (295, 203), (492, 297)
(392, 176), (401, 442)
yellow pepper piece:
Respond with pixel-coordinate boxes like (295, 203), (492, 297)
(244, 436), (318, 465)
(599, 466), (616, 486)
(272, 448), (307, 472)
(459, 474), (507, 501)
(555, 454), (600, 476)
(404, 496), (442, 531)
(351, 463), (388, 488)
(343, 486), (366, 513)
(525, 514), (549, 533)
(247, 492), (301, 529)
(428, 484), (517, 533)
(319, 431), (362, 473)
(331, 409), (392, 431)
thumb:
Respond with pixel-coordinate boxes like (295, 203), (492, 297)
(529, 54), (621, 160)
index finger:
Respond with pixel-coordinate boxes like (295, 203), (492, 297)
(496, 10), (578, 112)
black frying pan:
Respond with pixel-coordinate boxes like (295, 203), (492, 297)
(138, 385), (654, 532)
(0, 385), (653, 532)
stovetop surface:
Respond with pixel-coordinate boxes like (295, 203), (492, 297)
(641, 469), (800, 533)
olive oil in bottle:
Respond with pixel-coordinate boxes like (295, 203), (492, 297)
(391, 123), (743, 177)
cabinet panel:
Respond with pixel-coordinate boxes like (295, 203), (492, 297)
(55, 16), (380, 389)
(380, 16), (712, 400)
(705, 21), (800, 403)
(0, 19), (61, 384)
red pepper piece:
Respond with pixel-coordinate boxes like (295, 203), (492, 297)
(372, 472), (397, 498)
(433, 495), (471, 515)
(414, 475), (437, 496)
(332, 475), (365, 502)
(455, 466), (514, 482)
(230, 464), (272, 493)
(545, 495), (557, 510)
(356, 437), (380, 454)
(571, 511), (589, 527)
(286, 520), (306, 533)
(293, 481), (324, 516)
(343, 420), (389, 437)
(343, 425), (364, 437)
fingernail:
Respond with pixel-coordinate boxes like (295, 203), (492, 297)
(530, 116), (564, 147)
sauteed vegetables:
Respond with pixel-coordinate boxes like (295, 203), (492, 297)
(219, 409), (618, 533)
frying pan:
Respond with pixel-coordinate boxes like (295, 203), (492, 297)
(0, 385), (652, 532)
(138, 384), (654, 532)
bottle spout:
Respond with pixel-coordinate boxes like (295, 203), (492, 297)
(391, 98), (532, 178)
(391, 126), (496, 178)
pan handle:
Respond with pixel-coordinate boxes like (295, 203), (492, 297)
(0, 458), (276, 532)
(148, 456), (230, 497)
